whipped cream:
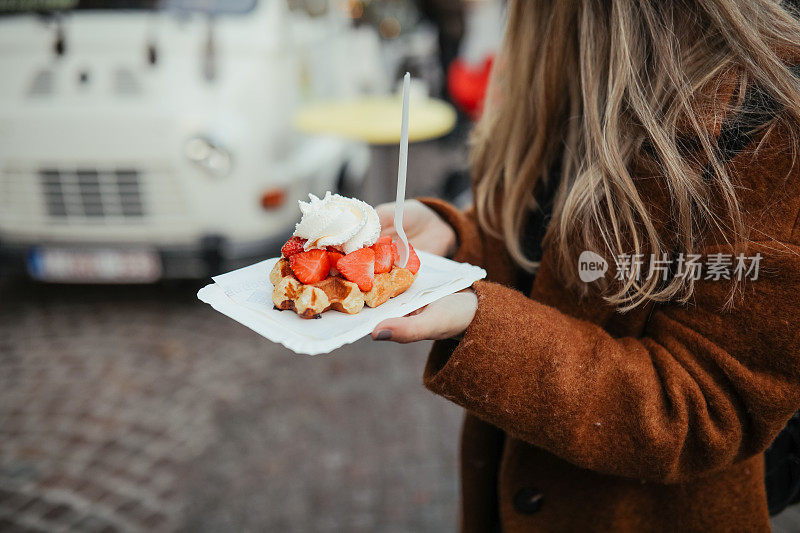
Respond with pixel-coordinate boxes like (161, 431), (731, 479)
(293, 192), (381, 254)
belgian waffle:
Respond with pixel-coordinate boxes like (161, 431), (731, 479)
(270, 259), (416, 319)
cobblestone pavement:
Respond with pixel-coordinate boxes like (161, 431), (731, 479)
(5, 283), (800, 533)
(0, 279), (462, 532)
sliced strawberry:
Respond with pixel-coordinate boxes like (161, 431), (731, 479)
(373, 243), (393, 274)
(398, 244), (420, 274)
(337, 248), (375, 292)
(289, 249), (330, 284)
(281, 236), (307, 258)
(327, 249), (344, 269)
(372, 236), (400, 265)
(326, 250), (345, 276)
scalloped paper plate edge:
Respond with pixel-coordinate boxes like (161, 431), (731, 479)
(197, 251), (487, 355)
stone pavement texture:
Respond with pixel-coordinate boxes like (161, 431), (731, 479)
(0, 280), (462, 532)
(6, 280), (800, 533)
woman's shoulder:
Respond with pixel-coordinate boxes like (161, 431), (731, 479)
(730, 117), (800, 245)
(703, 49), (800, 246)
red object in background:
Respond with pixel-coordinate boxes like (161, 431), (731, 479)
(260, 188), (286, 209)
(447, 56), (494, 120)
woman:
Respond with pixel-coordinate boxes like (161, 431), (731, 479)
(373, 1), (800, 531)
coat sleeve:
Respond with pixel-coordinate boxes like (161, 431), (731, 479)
(423, 239), (800, 483)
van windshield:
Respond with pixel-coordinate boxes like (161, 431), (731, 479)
(0, 0), (258, 15)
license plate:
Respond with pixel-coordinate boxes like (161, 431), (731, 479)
(28, 247), (162, 283)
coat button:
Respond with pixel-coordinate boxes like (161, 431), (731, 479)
(513, 488), (544, 514)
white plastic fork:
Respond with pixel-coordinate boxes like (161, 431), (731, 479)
(394, 72), (411, 268)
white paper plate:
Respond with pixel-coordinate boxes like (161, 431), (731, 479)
(197, 250), (486, 355)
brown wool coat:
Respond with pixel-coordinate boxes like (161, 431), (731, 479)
(417, 67), (800, 532)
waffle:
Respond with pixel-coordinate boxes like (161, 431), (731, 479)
(270, 259), (416, 319)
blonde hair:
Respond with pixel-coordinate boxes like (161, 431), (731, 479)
(471, 0), (800, 311)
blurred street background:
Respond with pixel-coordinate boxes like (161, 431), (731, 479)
(0, 278), (462, 532)
(3, 0), (800, 532)
(0, 0), (501, 530)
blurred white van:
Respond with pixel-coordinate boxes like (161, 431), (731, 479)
(0, 0), (377, 282)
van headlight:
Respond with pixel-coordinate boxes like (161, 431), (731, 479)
(184, 136), (232, 177)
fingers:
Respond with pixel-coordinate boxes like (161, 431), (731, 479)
(371, 290), (478, 343)
(375, 199), (456, 257)
(375, 202), (395, 230)
(376, 202), (399, 241)
(406, 305), (427, 317)
(371, 313), (433, 343)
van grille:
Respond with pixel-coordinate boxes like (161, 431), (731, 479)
(28, 69), (55, 97)
(39, 168), (145, 220)
(114, 68), (142, 95)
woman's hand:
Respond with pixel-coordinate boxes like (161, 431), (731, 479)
(375, 200), (457, 258)
(373, 199), (468, 343)
(371, 289), (477, 343)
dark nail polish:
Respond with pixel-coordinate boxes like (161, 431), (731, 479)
(374, 330), (392, 341)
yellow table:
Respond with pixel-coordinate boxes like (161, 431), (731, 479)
(293, 96), (457, 145)
(293, 96), (457, 203)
